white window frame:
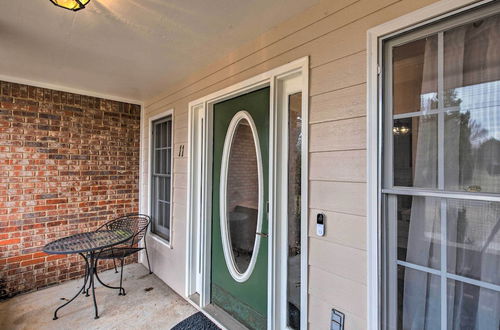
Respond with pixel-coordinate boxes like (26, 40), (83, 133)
(148, 109), (174, 247)
(276, 73), (305, 330)
(219, 110), (264, 283)
(366, 0), (497, 329)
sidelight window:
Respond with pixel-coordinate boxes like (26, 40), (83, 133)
(287, 92), (302, 329)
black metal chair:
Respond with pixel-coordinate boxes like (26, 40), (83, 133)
(94, 213), (152, 295)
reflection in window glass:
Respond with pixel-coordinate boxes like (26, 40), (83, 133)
(287, 92), (302, 329)
(447, 199), (500, 286)
(385, 9), (500, 330)
(226, 119), (259, 273)
(397, 195), (441, 269)
(391, 14), (500, 193)
(447, 280), (500, 329)
(392, 36), (439, 188)
(398, 266), (441, 329)
(392, 36), (438, 115)
(393, 115), (438, 188)
(443, 15), (500, 193)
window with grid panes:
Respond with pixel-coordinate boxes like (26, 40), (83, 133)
(151, 116), (173, 241)
(381, 4), (500, 329)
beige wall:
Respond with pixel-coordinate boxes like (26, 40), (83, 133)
(142, 0), (441, 328)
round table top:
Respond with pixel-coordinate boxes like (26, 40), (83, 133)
(43, 229), (134, 255)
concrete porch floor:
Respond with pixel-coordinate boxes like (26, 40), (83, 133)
(0, 263), (197, 330)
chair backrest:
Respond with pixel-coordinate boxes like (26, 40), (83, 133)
(99, 214), (151, 246)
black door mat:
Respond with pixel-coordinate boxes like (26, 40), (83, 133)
(171, 312), (221, 330)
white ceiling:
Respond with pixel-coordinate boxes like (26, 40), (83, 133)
(0, 0), (319, 102)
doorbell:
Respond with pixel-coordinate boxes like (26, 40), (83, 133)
(316, 213), (325, 236)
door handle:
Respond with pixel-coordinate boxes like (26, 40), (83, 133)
(256, 232), (268, 238)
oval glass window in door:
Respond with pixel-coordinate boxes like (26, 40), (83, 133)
(220, 110), (263, 282)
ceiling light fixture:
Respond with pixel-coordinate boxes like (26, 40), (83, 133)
(50, 0), (91, 11)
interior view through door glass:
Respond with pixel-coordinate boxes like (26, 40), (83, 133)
(226, 118), (259, 273)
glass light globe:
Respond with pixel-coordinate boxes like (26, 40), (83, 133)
(50, 0), (91, 11)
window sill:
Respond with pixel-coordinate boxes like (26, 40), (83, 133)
(150, 232), (173, 249)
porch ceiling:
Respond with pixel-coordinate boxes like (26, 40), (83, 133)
(0, 0), (319, 102)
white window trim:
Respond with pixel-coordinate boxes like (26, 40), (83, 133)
(185, 56), (309, 330)
(366, 0), (495, 329)
(219, 110), (264, 283)
(146, 109), (174, 248)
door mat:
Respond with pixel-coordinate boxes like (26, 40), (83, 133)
(171, 312), (220, 330)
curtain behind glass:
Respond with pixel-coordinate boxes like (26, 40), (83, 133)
(402, 36), (441, 330)
(403, 14), (500, 330)
(444, 16), (500, 330)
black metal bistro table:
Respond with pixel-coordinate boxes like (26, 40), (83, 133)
(43, 229), (134, 320)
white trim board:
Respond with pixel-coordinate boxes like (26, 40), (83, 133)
(185, 56), (309, 330)
(366, 0), (495, 329)
(138, 104), (146, 264)
(0, 74), (143, 105)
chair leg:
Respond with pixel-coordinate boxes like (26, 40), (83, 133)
(144, 238), (152, 274)
(118, 259), (126, 296)
(85, 274), (91, 297)
(113, 258), (118, 273)
(81, 263), (90, 295)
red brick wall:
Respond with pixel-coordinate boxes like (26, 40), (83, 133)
(0, 81), (141, 299)
(227, 122), (259, 212)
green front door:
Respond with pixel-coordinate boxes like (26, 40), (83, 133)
(211, 87), (270, 330)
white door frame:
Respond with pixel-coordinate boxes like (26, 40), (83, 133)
(186, 57), (309, 329)
(366, 0), (494, 329)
